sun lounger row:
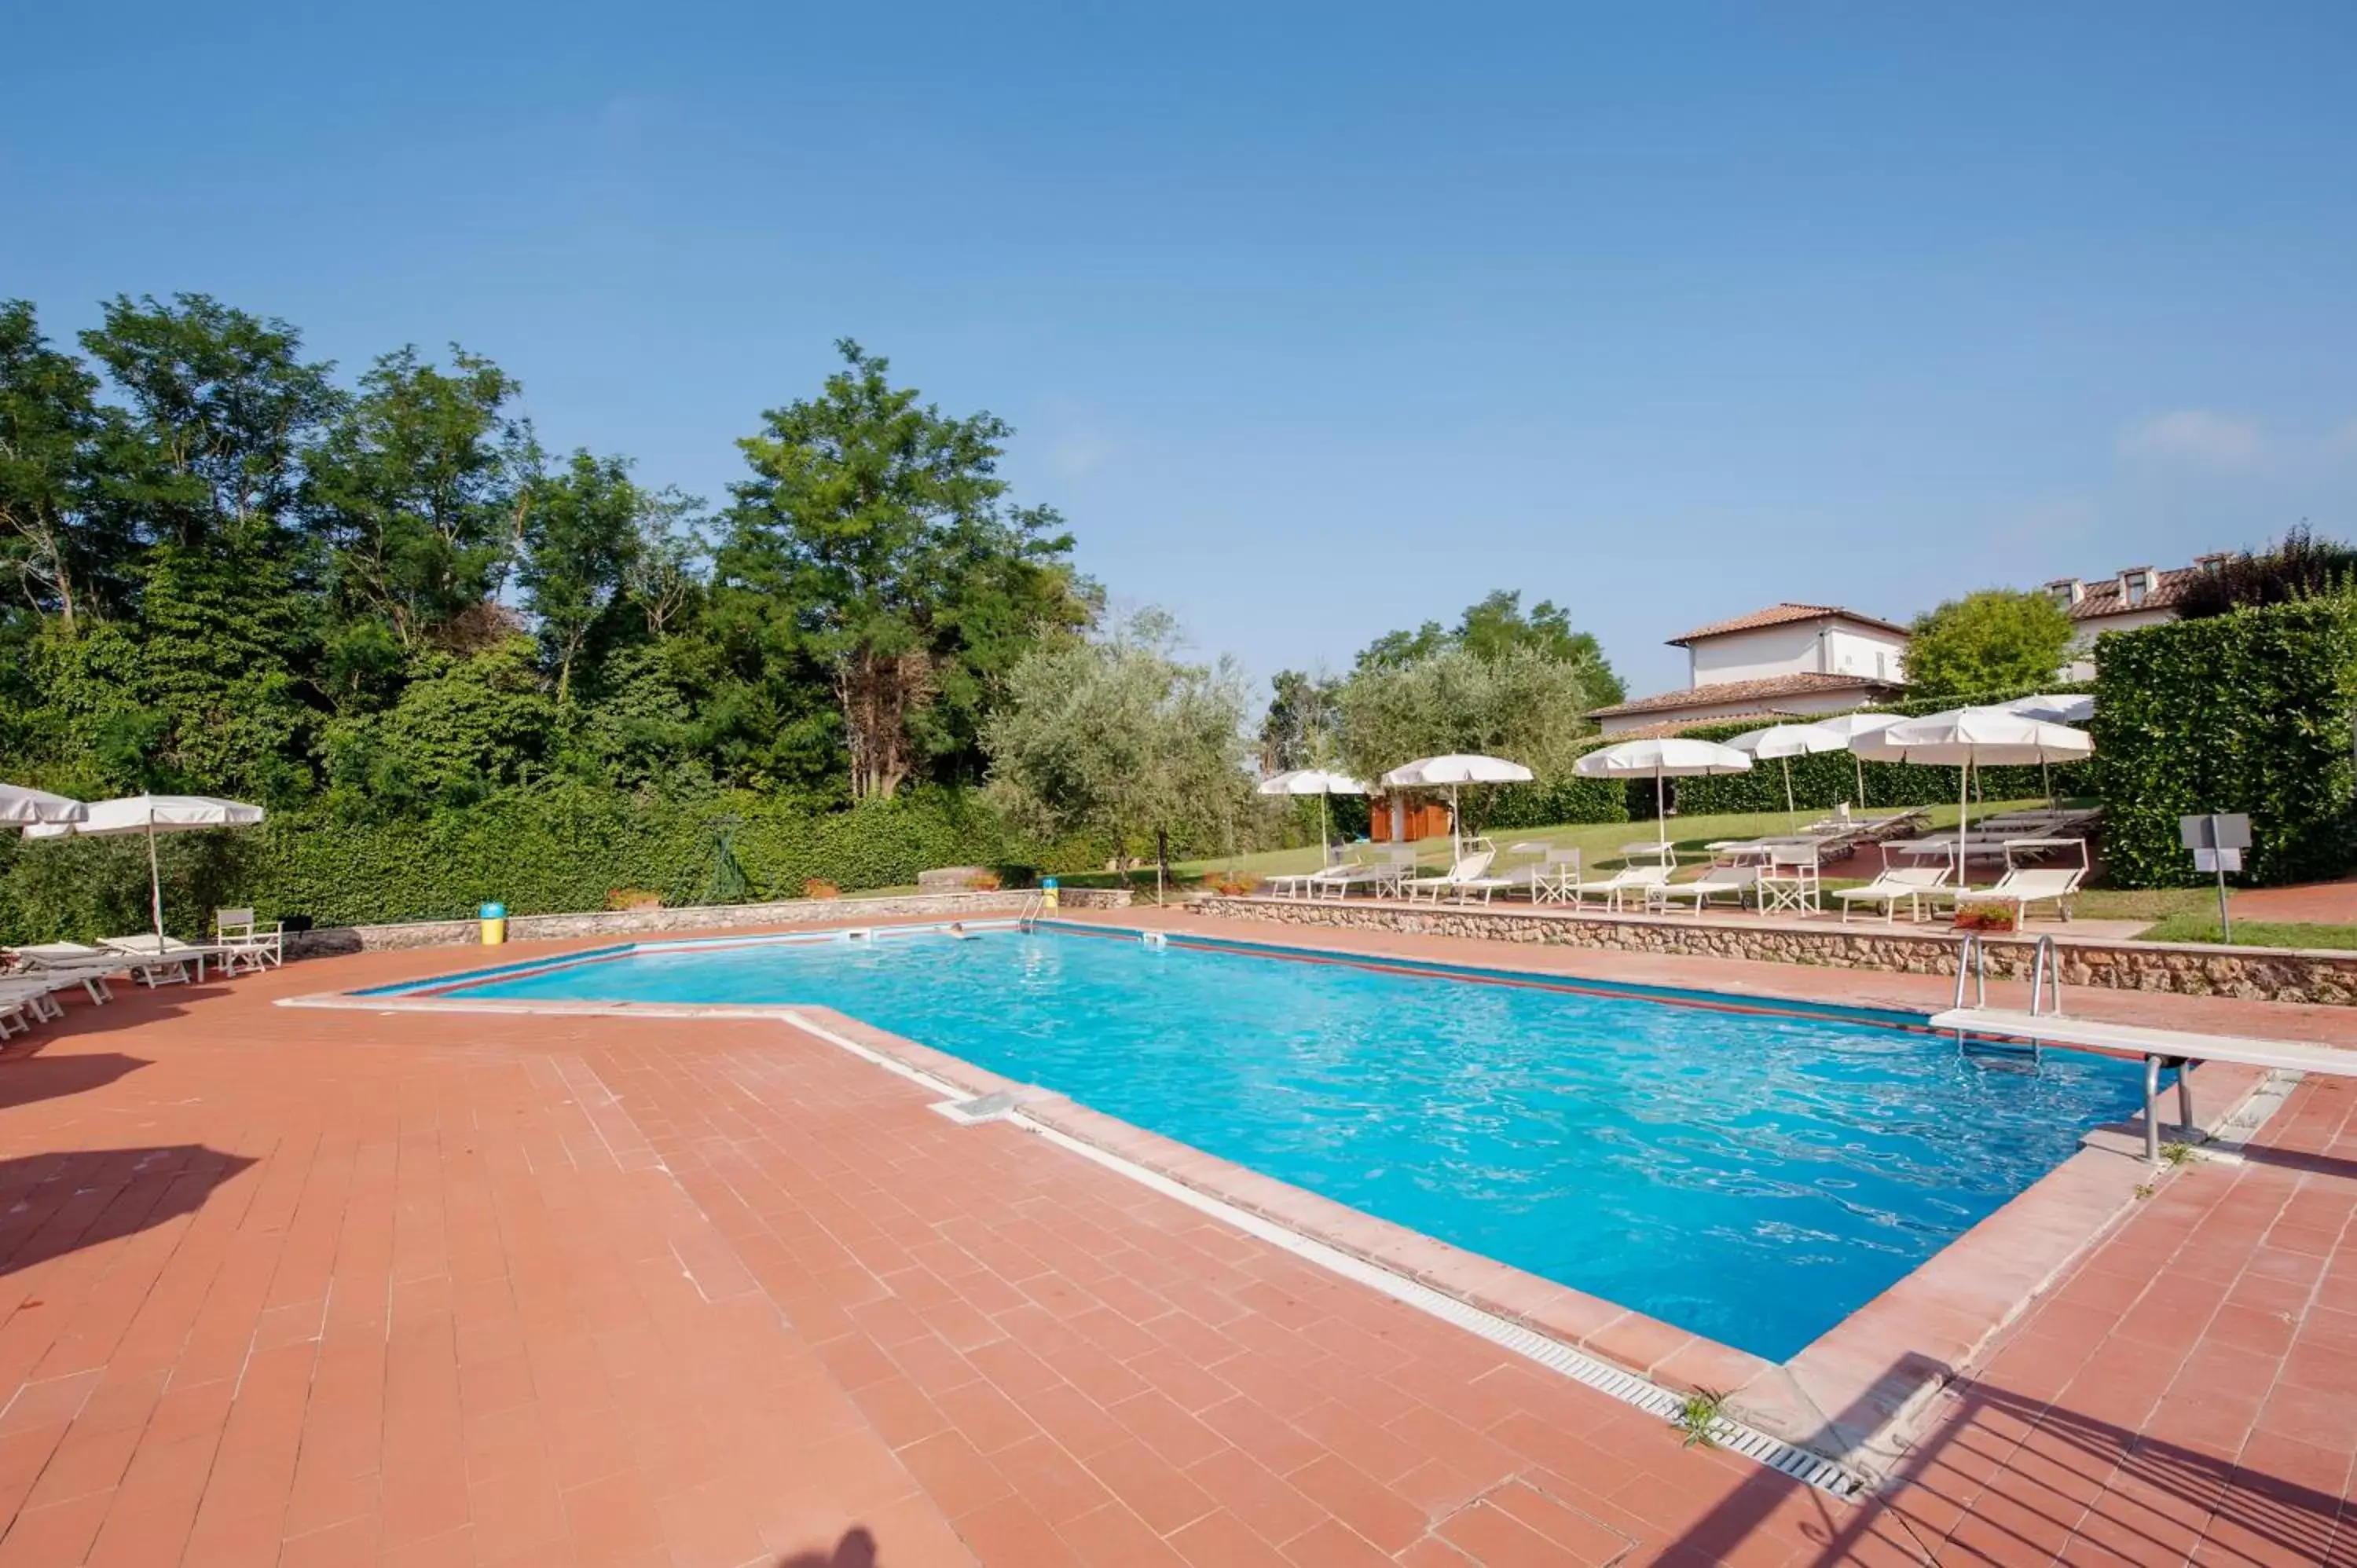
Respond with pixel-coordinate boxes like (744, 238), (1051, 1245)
(0, 912), (287, 1043)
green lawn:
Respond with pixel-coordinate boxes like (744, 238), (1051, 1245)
(2132, 914), (2357, 950)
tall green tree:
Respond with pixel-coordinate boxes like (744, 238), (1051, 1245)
(73, 295), (343, 799)
(309, 345), (536, 648)
(1356, 589), (1625, 705)
(0, 301), (131, 631)
(518, 452), (651, 706)
(1904, 589), (2074, 699)
(78, 293), (343, 555)
(714, 340), (1091, 800)
(1259, 669), (1340, 772)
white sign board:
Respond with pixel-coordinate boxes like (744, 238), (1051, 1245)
(2194, 848), (2244, 874)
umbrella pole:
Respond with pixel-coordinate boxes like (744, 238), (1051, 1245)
(1319, 792), (1330, 861)
(1656, 768), (1668, 852)
(1957, 763), (1970, 885)
(146, 815), (164, 944)
(1854, 752), (1868, 810)
(1782, 757), (1794, 819)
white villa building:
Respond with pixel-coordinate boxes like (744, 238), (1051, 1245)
(1588, 603), (1911, 737)
(2045, 559), (2212, 680)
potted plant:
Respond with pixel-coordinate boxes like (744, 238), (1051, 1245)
(1952, 902), (2017, 934)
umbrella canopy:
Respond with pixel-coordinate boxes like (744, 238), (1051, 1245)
(1380, 754), (1533, 860)
(1799, 711), (1905, 808)
(2003, 692), (2095, 724)
(23, 794), (266, 943)
(1574, 738), (1752, 849)
(0, 784), (86, 826)
(1853, 709), (2092, 873)
(1256, 769), (1370, 857)
(1725, 724), (1848, 816)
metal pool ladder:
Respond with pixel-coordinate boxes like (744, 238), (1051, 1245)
(1953, 932), (2062, 1061)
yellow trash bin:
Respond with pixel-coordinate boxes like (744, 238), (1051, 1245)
(1040, 877), (1059, 911)
(480, 902), (508, 946)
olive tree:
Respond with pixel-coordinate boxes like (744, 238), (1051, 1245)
(984, 610), (1252, 884)
(1332, 644), (1605, 831)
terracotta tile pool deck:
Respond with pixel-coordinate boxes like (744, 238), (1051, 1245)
(0, 913), (2350, 1566)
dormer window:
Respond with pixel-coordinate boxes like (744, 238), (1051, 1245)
(2121, 569), (2152, 606)
(2045, 578), (2084, 608)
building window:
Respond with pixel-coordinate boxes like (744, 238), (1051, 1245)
(2124, 570), (2150, 606)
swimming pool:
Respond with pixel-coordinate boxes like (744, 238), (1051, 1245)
(395, 924), (2148, 1361)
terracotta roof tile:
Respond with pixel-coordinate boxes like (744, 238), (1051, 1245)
(1586, 671), (1901, 720)
(2058, 566), (2200, 621)
(1665, 603), (1913, 646)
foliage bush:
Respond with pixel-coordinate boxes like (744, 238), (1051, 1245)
(0, 782), (1088, 943)
(2093, 598), (2357, 888)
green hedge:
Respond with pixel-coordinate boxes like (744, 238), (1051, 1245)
(1639, 688), (2096, 820)
(0, 782), (1089, 943)
(2093, 599), (2357, 888)
(1480, 766), (1631, 830)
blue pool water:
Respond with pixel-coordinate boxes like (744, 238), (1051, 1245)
(416, 925), (2147, 1360)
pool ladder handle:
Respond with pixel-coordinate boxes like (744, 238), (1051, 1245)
(1951, 931), (2064, 1017)
(1956, 932), (2194, 1163)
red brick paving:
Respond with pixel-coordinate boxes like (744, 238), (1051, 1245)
(0, 925), (2352, 1565)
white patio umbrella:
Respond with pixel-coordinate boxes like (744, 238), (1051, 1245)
(2003, 692), (2095, 724)
(1256, 768), (1369, 859)
(1800, 711), (1904, 807)
(1999, 694), (2095, 800)
(23, 793), (266, 944)
(1380, 754), (1533, 862)
(0, 784), (87, 826)
(1852, 709), (2092, 874)
(1573, 738), (1752, 852)
(1725, 724), (1848, 818)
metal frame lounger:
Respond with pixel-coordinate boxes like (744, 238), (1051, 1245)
(1649, 864), (1760, 916)
(1834, 866), (1952, 924)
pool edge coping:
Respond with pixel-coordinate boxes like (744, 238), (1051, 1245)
(277, 914), (2293, 1487)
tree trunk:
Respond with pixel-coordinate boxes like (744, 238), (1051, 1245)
(841, 648), (929, 799)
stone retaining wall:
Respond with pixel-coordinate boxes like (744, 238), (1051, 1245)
(286, 885), (1129, 958)
(1197, 896), (2357, 1006)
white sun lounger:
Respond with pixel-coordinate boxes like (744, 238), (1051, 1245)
(1567, 864), (1671, 912)
(1402, 851), (1510, 903)
(1649, 864), (1759, 915)
(1951, 866), (2088, 924)
(1835, 866), (1952, 925)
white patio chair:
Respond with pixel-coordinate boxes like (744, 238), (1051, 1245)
(1758, 844), (1823, 915)
(215, 907), (284, 972)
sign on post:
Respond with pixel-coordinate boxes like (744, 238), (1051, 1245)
(2180, 813), (2252, 942)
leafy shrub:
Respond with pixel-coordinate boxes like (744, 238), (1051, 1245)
(1952, 903), (2018, 933)
(2094, 597), (2357, 888)
(2177, 527), (2357, 620)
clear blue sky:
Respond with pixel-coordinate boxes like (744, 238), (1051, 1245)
(6, 2), (2353, 698)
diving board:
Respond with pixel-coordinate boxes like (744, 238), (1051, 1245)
(1930, 1006), (2357, 1161)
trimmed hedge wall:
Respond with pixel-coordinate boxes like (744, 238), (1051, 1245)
(2093, 598), (2357, 888)
(1639, 688), (2096, 820)
(1480, 768), (1630, 831)
(0, 783), (1088, 944)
